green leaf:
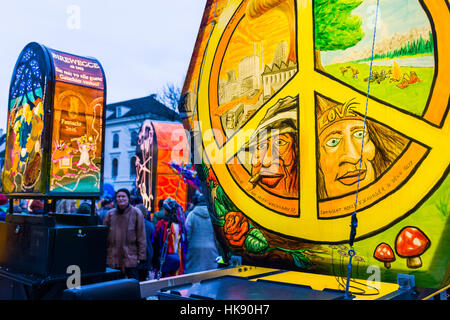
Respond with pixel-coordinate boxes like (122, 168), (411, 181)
(216, 185), (238, 212)
(210, 211), (225, 227)
(245, 229), (268, 254)
(214, 199), (227, 218)
(290, 251), (312, 269)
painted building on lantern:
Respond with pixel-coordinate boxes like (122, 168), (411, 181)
(104, 95), (180, 193)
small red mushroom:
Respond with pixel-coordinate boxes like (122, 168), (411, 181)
(395, 227), (430, 269)
(374, 243), (395, 269)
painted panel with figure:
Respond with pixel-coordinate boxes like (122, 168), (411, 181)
(48, 48), (105, 194)
(1, 42), (106, 198)
(2, 43), (49, 194)
(136, 120), (189, 213)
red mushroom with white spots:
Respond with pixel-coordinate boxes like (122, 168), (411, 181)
(374, 243), (395, 269)
(395, 227), (430, 269)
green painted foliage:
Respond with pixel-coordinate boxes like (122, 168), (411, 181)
(356, 32), (434, 62)
(245, 229), (269, 254)
(216, 185), (238, 212)
(314, 0), (364, 51)
(214, 199), (227, 218)
(197, 162), (209, 182)
(290, 250), (313, 269)
(210, 208), (225, 226)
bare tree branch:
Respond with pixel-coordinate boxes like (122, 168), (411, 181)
(157, 82), (181, 112)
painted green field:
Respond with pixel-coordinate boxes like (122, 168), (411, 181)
(324, 62), (435, 116)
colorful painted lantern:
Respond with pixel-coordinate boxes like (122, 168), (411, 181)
(135, 120), (189, 213)
(2, 42), (106, 197)
(180, 0), (449, 290)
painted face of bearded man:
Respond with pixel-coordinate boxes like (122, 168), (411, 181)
(247, 96), (298, 198)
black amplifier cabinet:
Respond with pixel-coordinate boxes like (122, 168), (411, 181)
(0, 214), (107, 278)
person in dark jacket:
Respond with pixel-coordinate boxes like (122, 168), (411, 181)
(103, 188), (147, 280)
(184, 191), (219, 273)
(151, 198), (166, 226)
(98, 197), (114, 224)
(152, 197), (187, 278)
(135, 204), (154, 280)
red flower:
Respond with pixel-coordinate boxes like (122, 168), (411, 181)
(206, 169), (218, 187)
(224, 211), (249, 247)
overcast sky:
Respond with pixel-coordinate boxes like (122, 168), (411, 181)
(0, 0), (207, 131)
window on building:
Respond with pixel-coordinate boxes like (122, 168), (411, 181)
(112, 158), (118, 178)
(113, 133), (119, 148)
(130, 131), (138, 146)
(130, 156), (136, 178)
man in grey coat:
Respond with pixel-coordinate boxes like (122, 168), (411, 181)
(184, 191), (219, 274)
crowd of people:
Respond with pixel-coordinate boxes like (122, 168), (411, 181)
(0, 196), (94, 216)
(101, 188), (220, 281)
(0, 189), (220, 282)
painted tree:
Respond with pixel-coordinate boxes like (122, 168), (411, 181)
(314, 0), (364, 70)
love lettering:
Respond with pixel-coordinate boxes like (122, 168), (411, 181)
(318, 102), (359, 133)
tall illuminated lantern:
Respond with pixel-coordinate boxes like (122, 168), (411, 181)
(2, 42), (106, 201)
(135, 120), (189, 213)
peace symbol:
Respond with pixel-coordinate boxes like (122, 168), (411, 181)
(196, 0), (450, 242)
